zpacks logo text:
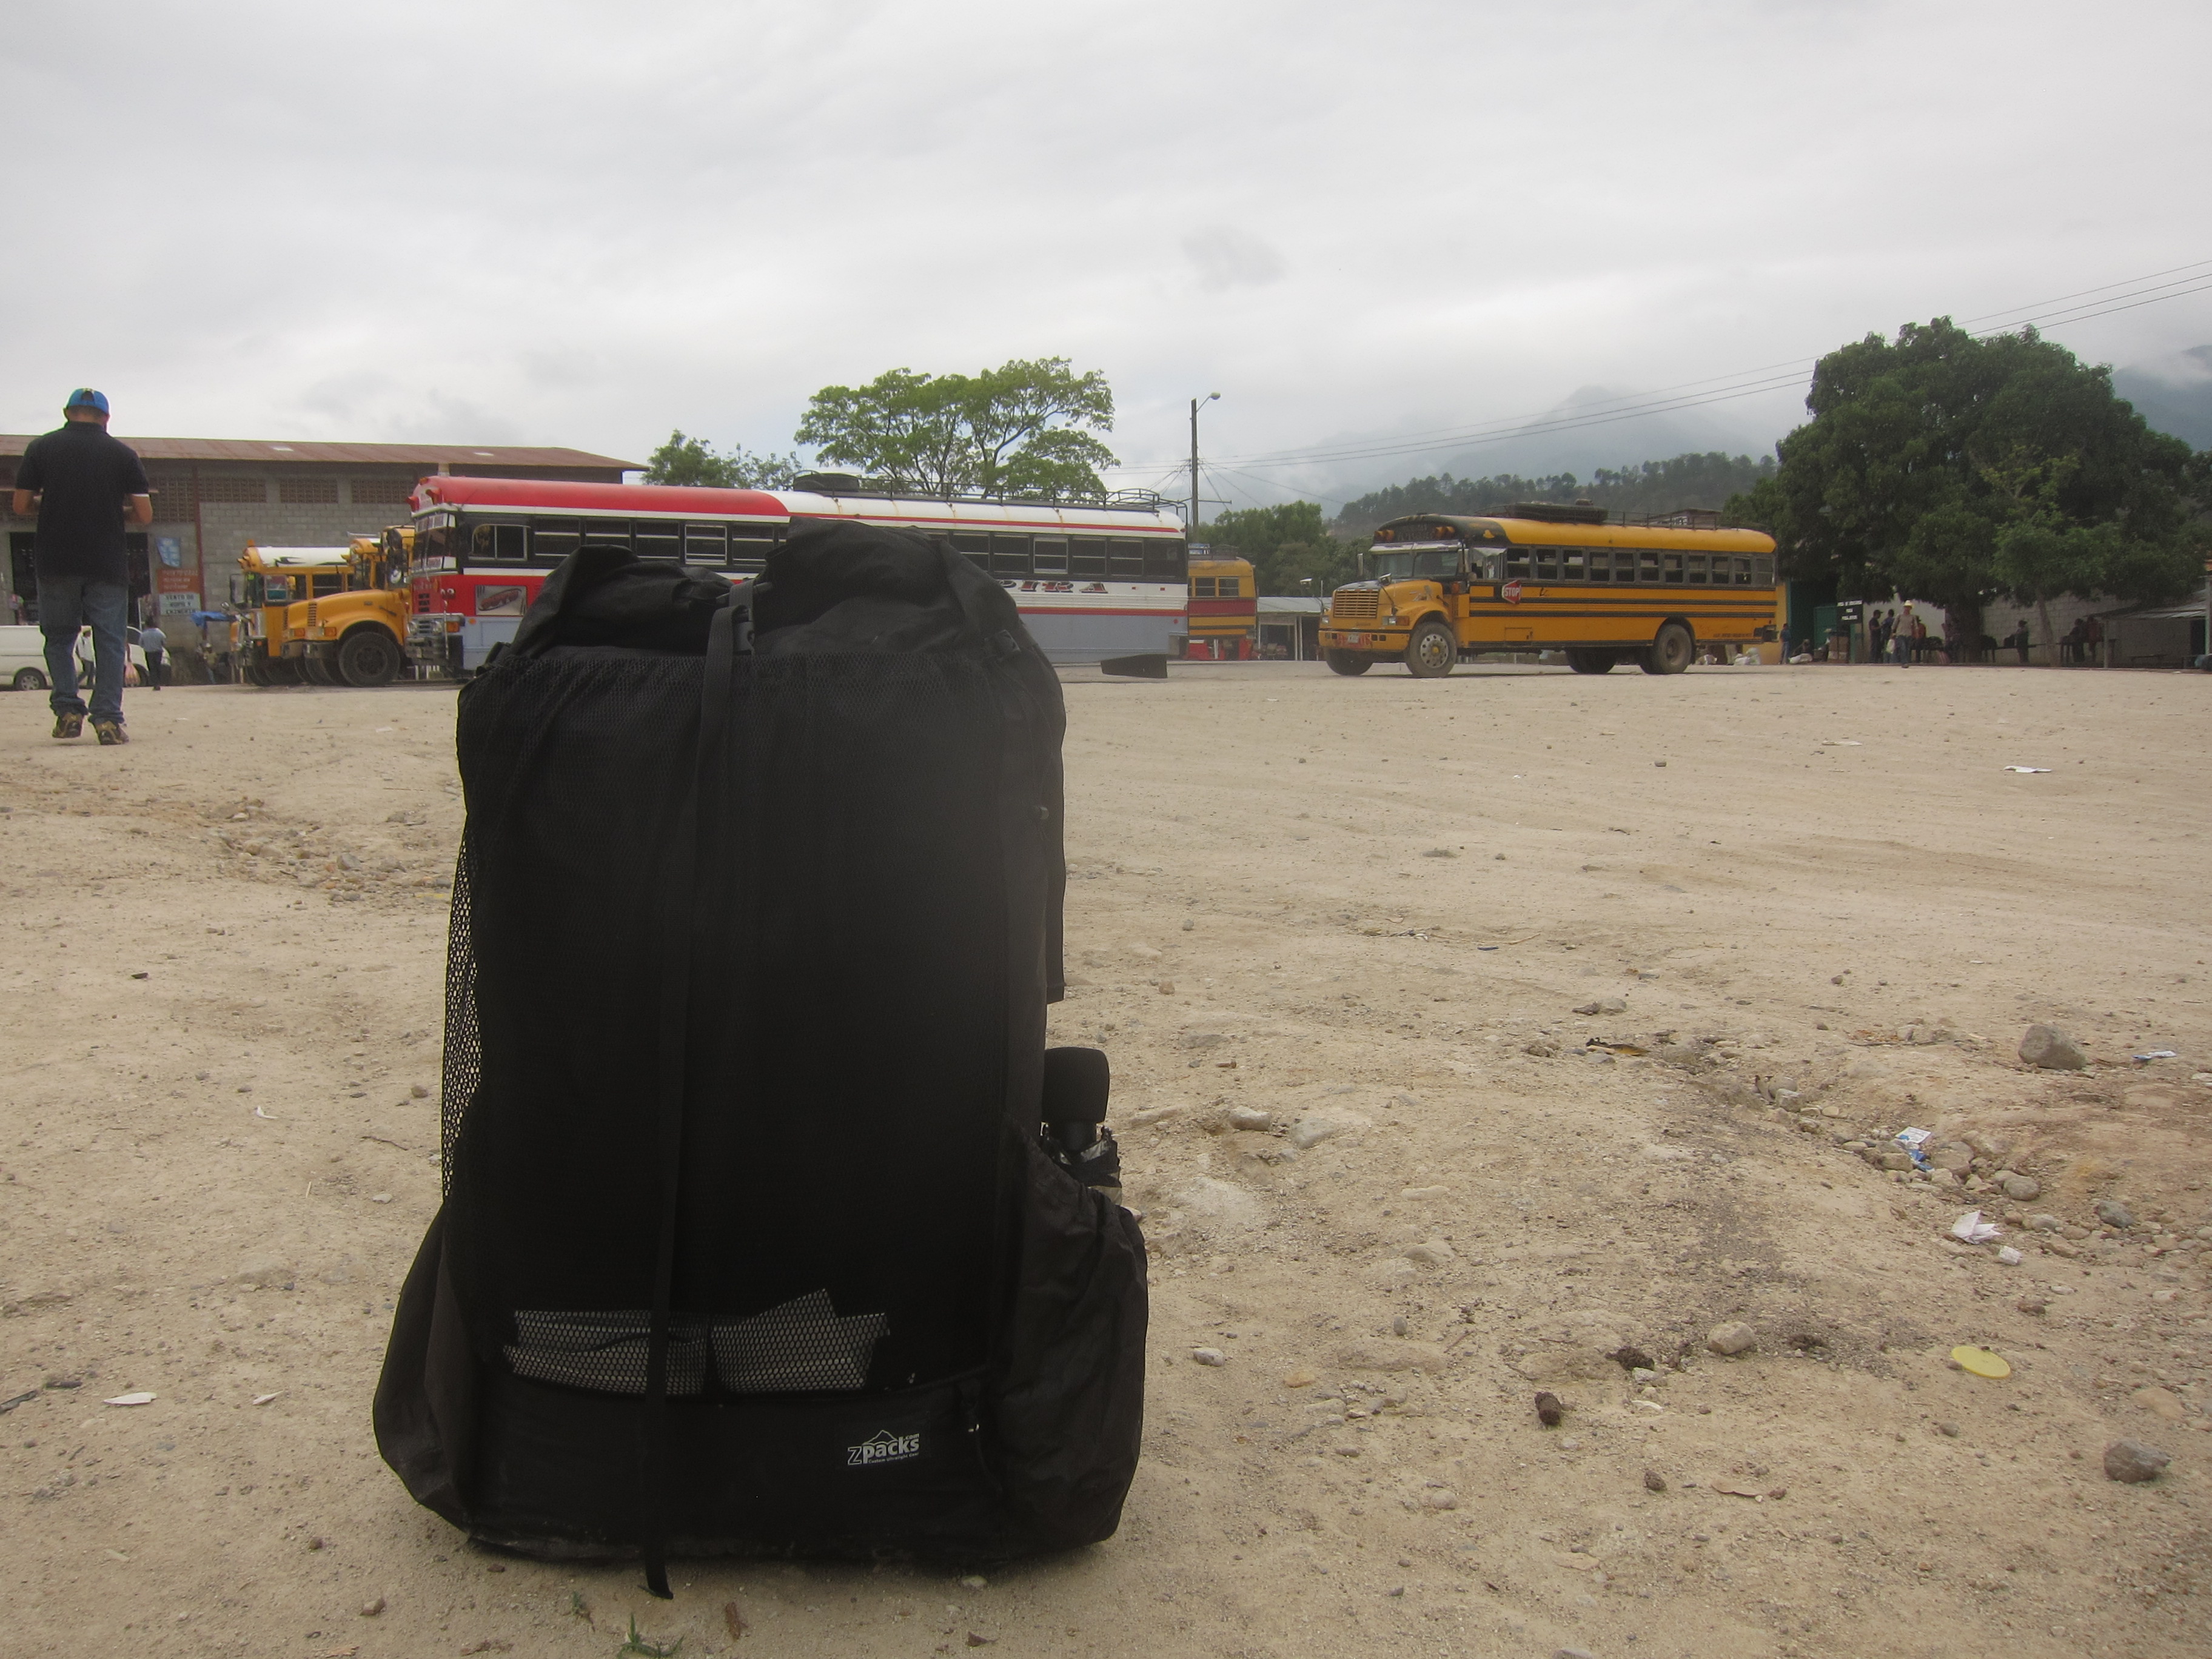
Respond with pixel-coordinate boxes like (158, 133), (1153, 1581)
(846, 1430), (920, 1467)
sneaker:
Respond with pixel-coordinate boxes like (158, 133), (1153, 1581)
(92, 719), (128, 746)
(52, 712), (83, 740)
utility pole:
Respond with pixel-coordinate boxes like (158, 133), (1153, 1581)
(1190, 392), (1219, 536)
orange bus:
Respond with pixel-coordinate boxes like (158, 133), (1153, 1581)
(1320, 504), (1778, 677)
(1184, 548), (1257, 660)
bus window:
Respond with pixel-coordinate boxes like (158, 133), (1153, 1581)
(1533, 548), (1560, 582)
(1661, 552), (1684, 584)
(991, 534), (1031, 578)
(1142, 540), (1183, 579)
(263, 577), (292, 604)
(1473, 548), (1504, 580)
(635, 520), (680, 561)
(1684, 554), (1708, 585)
(729, 526), (776, 574)
(1032, 536), (1068, 576)
(1108, 538), (1145, 578)
(581, 519), (631, 551)
(1637, 549), (1661, 583)
(1754, 554), (1774, 585)
(1218, 577), (1242, 598)
(951, 532), (988, 569)
(1504, 546), (1530, 580)
(1562, 548), (1587, 583)
(684, 524), (727, 566)
(473, 523), (528, 561)
(1069, 536), (1107, 577)
(1733, 556), (1753, 585)
(1584, 549), (1610, 583)
(533, 519), (581, 563)
(1191, 577), (1216, 597)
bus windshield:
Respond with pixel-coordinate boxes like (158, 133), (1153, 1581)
(1368, 547), (1460, 581)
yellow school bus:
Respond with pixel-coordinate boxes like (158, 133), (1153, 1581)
(1184, 549), (1257, 660)
(1319, 504), (1778, 677)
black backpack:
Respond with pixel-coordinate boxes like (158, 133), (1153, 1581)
(374, 520), (1147, 1592)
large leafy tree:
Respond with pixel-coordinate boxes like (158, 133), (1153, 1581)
(1728, 320), (2206, 645)
(642, 430), (800, 488)
(794, 358), (1117, 498)
(1200, 501), (1358, 595)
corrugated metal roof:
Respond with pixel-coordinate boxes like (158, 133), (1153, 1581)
(0, 434), (640, 469)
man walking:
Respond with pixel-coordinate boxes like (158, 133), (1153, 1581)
(10, 389), (150, 743)
(138, 617), (166, 689)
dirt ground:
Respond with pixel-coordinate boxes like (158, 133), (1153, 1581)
(2, 659), (2207, 1659)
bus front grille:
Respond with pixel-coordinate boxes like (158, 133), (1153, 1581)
(1331, 589), (1380, 622)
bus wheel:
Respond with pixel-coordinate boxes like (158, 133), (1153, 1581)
(264, 658), (303, 685)
(1641, 623), (1694, 675)
(1567, 649), (1615, 675)
(1324, 649), (1372, 677)
(1405, 620), (1458, 678)
(13, 667), (47, 691)
(338, 629), (403, 688)
(303, 657), (339, 687)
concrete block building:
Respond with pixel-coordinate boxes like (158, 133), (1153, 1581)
(1, 436), (637, 623)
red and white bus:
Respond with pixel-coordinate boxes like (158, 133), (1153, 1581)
(404, 476), (1188, 675)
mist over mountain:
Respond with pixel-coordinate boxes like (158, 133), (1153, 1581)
(1330, 451), (1778, 537)
(2113, 344), (2212, 447)
(1218, 380), (1796, 516)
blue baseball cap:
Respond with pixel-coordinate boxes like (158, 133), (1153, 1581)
(64, 387), (110, 415)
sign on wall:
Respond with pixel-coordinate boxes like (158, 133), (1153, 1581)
(158, 592), (200, 615)
(155, 535), (184, 568)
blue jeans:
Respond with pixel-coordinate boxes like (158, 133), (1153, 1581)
(38, 574), (129, 722)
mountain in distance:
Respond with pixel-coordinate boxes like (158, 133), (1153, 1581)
(1239, 380), (1798, 517)
(2113, 344), (2212, 449)
(1332, 450), (1777, 537)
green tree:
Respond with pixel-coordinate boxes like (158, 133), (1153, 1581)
(1199, 501), (1358, 595)
(642, 429), (800, 488)
(794, 358), (1117, 498)
(1726, 320), (2206, 649)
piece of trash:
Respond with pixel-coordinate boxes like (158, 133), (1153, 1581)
(1996, 1246), (2023, 1266)
(1713, 1484), (1772, 1501)
(1951, 1210), (2002, 1244)
(253, 1392), (281, 1406)
(253, 1104), (276, 1119)
(2133, 1050), (2178, 1062)
(2002, 765), (2051, 774)
(1894, 1128), (1932, 1147)
(0, 1390), (39, 1413)
(1822, 739), (1861, 746)
(102, 1392), (156, 1407)
(374, 726), (394, 733)
(1951, 1346), (2011, 1379)
(130, 970), (149, 979)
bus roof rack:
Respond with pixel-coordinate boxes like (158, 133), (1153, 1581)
(1628, 508), (1723, 531)
(788, 471), (1170, 513)
(1492, 501), (1607, 525)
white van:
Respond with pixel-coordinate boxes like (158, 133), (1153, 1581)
(0, 624), (147, 691)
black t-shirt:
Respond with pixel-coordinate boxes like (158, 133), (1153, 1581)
(15, 421), (151, 585)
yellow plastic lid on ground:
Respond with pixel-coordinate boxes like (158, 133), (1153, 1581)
(1952, 1346), (2011, 1379)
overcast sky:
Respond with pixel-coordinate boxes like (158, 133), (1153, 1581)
(5, 0), (2208, 509)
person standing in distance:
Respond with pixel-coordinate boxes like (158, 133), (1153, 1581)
(138, 616), (166, 689)
(11, 389), (152, 743)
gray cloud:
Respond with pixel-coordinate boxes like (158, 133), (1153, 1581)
(1182, 227), (1287, 293)
(3, 0), (2207, 506)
